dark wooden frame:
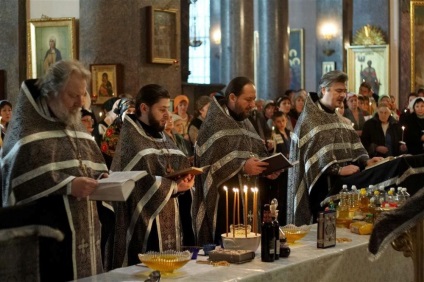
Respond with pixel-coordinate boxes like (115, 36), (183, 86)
(147, 6), (180, 64)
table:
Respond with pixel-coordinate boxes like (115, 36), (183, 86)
(79, 225), (413, 282)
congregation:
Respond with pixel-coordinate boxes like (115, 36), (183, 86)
(1, 60), (424, 280)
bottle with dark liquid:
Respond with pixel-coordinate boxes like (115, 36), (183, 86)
(279, 229), (291, 258)
(261, 204), (275, 262)
(270, 199), (280, 260)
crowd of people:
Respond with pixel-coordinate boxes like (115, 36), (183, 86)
(1, 60), (424, 280)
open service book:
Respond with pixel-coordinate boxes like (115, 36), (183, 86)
(260, 153), (296, 175)
(89, 171), (148, 201)
(165, 165), (210, 180)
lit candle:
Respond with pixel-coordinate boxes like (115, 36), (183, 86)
(369, 101), (373, 114)
(236, 188), (240, 228)
(244, 185), (248, 237)
(402, 126), (405, 142)
(255, 188), (259, 236)
(232, 188), (237, 238)
(251, 187), (258, 235)
(224, 186), (229, 237)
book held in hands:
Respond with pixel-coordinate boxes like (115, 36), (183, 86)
(260, 153), (294, 175)
(165, 166), (209, 180)
(89, 171), (148, 201)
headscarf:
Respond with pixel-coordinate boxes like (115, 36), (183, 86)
(173, 95), (189, 113)
(408, 97), (424, 112)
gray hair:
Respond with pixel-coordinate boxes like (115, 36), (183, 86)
(36, 60), (91, 99)
(318, 70), (348, 98)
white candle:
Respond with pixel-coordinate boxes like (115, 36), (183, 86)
(244, 185), (248, 237)
(224, 186), (229, 237)
(232, 188), (237, 238)
(236, 188), (240, 227)
(402, 126), (405, 141)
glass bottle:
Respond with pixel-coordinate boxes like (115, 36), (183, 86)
(279, 229), (291, 258)
(270, 199), (280, 260)
(359, 188), (370, 214)
(261, 204), (275, 262)
(336, 187), (350, 228)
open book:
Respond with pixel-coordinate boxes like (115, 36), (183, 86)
(260, 153), (294, 175)
(89, 171), (148, 201)
(165, 165), (209, 180)
(364, 156), (395, 170)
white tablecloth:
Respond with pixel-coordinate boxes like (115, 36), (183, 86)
(79, 225), (413, 282)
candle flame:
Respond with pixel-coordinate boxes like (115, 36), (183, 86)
(243, 185), (248, 193)
(224, 186), (228, 191)
(364, 26), (369, 37)
(402, 126), (405, 130)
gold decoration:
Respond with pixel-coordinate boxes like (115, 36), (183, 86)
(352, 25), (386, 45)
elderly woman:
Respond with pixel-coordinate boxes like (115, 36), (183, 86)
(361, 103), (407, 157)
(344, 92), (366, 136)
(288, 89), (306, 129)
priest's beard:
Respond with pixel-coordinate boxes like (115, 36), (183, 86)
(148, 110), (165, 132)
(50, 98), (82, 126)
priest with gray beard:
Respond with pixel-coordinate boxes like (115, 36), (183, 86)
(1, 60), (108, 281)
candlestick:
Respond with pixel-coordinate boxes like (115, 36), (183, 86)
(402, 126), (405, 142)
(244, 185), (248, 237)
(224, 186), (229, 237)
(232, 188), (236, 238)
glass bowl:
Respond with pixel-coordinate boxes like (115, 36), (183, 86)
(280, 224), (311, 244)
(138, 250), (191, 273)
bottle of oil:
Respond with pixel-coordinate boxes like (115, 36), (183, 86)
(348, 185), (359, 218)
(336, 186), (350, 227)
(359, 188), (370, 214)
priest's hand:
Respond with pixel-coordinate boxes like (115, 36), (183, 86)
(338, 165), (360, 176)
(265, 170), (281, 180)
(366, 157), (384, 167)
(71, 177), (99, 198)
(243, 157), (268, 176)
(177, 174), (195, 192)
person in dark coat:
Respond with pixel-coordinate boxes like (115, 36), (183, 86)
(361, 103), (407, 157)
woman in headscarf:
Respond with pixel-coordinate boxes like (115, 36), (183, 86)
(404, 97), (424, 155)
(0, 100), (12, 147)
(173, 94), (193, 138)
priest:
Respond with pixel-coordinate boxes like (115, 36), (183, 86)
(1, 60), (108, 280)
(105, 84), (194, 269)
(192, 76), (279, 246)
(287, 70), (381, 226)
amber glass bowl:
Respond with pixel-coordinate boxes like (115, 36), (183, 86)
(281, 224), (311, 244)
(138, 250), (191, 273)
